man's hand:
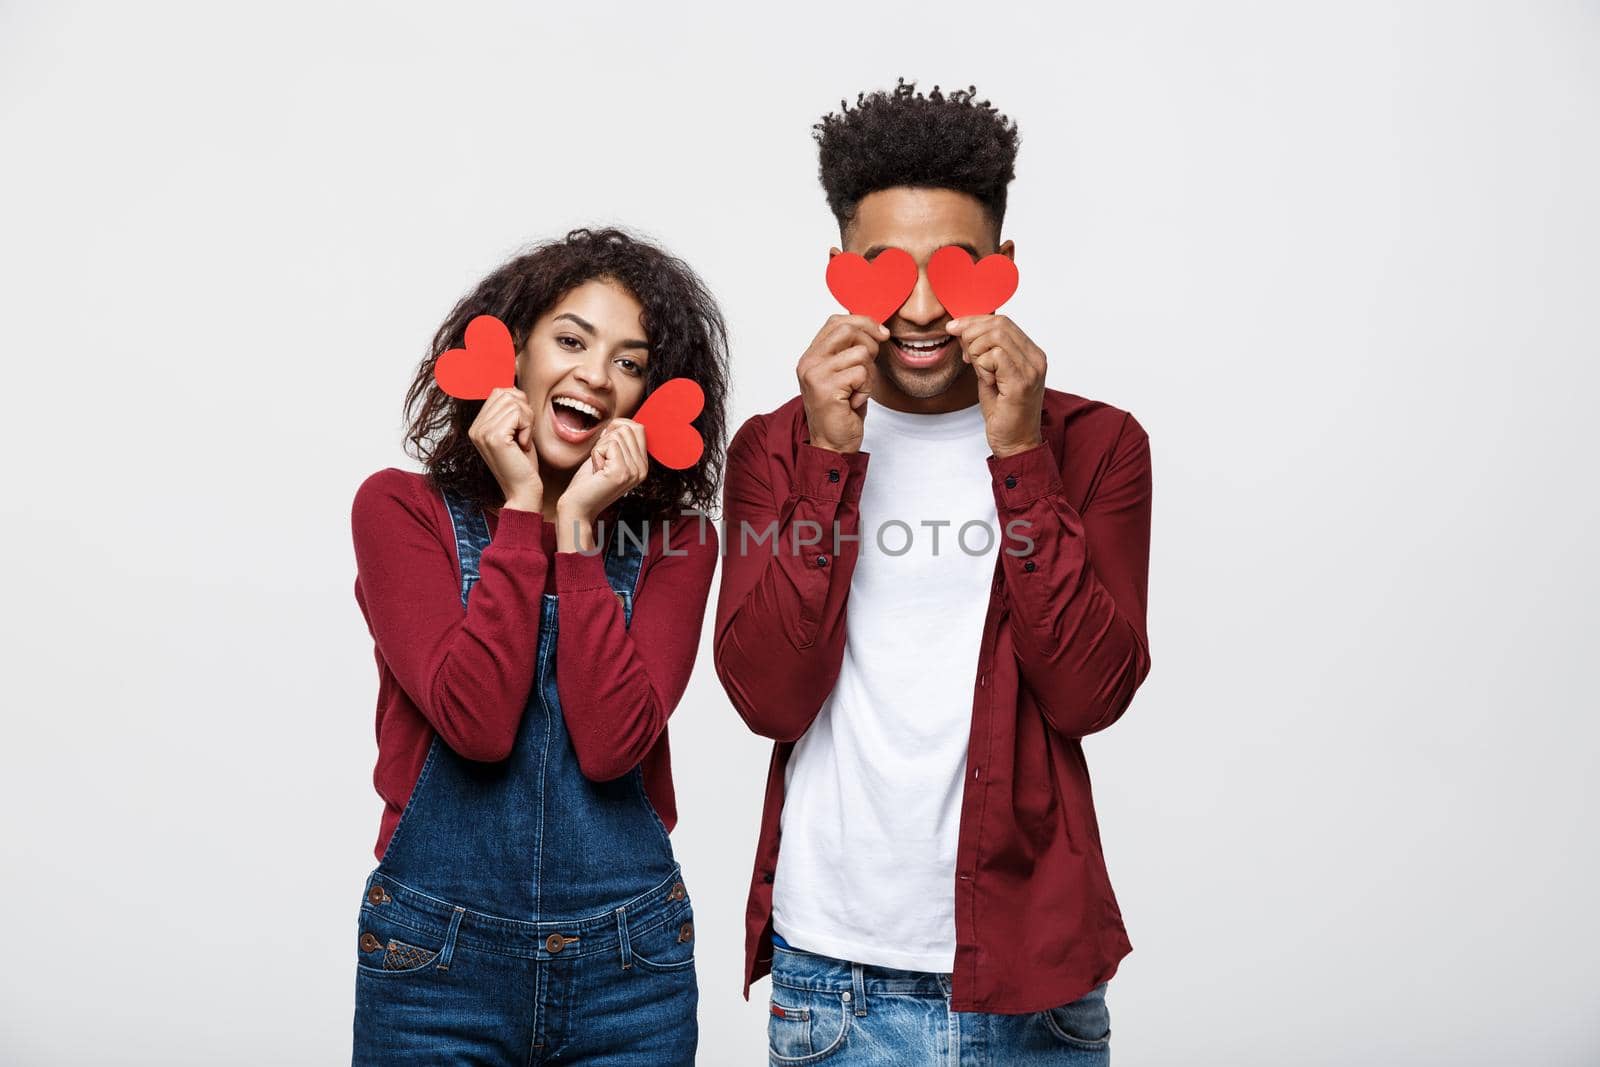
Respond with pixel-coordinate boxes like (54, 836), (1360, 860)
(948, 314), (1046, 459)
(798, 313), (889, 454)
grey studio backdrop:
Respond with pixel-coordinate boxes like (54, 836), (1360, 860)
(1, 2), (1596, 1064)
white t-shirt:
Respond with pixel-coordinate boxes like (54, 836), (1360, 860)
(771, 396), (999, 973)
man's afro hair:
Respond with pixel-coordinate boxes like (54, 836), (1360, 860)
(813, 77), (1021, 234)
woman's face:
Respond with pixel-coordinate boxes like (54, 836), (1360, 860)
(517, 278), (651, 473)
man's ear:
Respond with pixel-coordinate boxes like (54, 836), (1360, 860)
(999, 238), (1016, 261)
(829, 245), (843, 259)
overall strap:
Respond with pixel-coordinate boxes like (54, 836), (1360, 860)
(602, 516), (650, 628)
(440, 489), (492, 609)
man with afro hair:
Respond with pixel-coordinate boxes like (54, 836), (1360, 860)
(714, 78), (1153, 1062)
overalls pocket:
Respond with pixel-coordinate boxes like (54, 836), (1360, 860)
(354, 884), (466, 979)
(627, 902), (696, 973)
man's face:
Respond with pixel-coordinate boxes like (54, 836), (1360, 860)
(836, 186), (1014, 409)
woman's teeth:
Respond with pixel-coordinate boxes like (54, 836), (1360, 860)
(550, 396), (603, 441)
(552, 396), (602, 420)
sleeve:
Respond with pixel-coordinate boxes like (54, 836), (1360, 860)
(553, 512), (720, 781)
(988, 412), (1153, 738)
(350, 469), (549, 762)
(712, 415), (871, 742)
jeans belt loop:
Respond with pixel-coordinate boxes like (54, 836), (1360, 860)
(851, 961), (868, 1017)
(435, 906), (466, 971)
(615, 906), (633, 969)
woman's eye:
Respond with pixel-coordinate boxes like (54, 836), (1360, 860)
(616, 357), (643, 375)
(557, 335), (582, 349)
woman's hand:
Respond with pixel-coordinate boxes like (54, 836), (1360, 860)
(468, 386), (544, 512)
(555, 419), (649, 551)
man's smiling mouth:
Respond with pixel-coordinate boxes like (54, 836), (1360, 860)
(890, 335), (955, 367)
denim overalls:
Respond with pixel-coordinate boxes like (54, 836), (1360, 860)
(352, 491), (698, 1066)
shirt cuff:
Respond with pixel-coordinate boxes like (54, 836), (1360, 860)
(553, 548), (614, 592)
(987, 442), (1064, 508)
(493, 506), (549, 549)
(795, 443), (870, 503)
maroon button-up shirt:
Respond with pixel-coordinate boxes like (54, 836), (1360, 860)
(712, 387), (1153, 1014)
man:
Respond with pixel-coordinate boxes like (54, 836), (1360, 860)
(713, 79), (1153, 1063)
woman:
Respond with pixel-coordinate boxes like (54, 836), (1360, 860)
(348, 228), (728, 1065)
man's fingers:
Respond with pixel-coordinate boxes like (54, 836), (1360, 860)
(974, 359), (999, 391)
(962, 325), (1009, 359)
(811, 312), (883, 345)
(835, 360), (874, 403)
(819, 343), (877, 371)
(826, 322), (888, 358)
(802, 343), (876, 391)
(971, 349), (1002, 379)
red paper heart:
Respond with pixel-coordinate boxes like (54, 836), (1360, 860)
(825, 248), (918, 323)
(434, 315), (516, 399)
(633, 377), (705, 469)
(926, 246), (1019, 318)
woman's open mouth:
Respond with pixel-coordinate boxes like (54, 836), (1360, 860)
(549, 395), (606, 444)
(891, 335), (955, 369)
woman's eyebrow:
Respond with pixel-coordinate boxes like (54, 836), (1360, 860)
(554, 312), (648, 350)
(553, 312), (597, 334)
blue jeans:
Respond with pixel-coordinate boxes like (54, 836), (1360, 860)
(766, 943), (1110, 1066)
(353, 870), (697, 1064)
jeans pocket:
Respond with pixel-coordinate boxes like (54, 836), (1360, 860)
(629, 904), (696, 973)
(767, 986), (852, 1065)
(1039, 980), (1111, 1049)
(355, 892), (465, 979)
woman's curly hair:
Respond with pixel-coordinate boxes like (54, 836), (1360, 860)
(814, 77), (1021, 235)
(401, 227), (730, 524)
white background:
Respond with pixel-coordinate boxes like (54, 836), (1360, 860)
(2, 2), (1596, 1063)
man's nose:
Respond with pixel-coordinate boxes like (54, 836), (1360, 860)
(897, 266), (946, 326)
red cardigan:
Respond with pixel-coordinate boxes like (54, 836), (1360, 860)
(350, 467), (718, 861)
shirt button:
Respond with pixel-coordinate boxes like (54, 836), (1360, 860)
(1024, 560), (1036, 572)
(762, 872), (775, 884)
(1004, 475), (1018, 489)
(815, 554), (829, 567)
(828, 468), (840, 483)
